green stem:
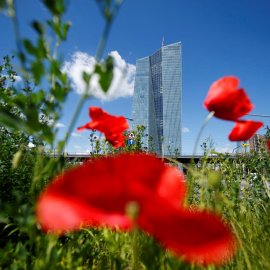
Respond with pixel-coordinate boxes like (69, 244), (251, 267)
(60, 94), (87, 152)
(161, 136), (164, 161)
(60, 2), (122, 152)
(96, 21), (111, 62)
(10, 0), (27, 75)
(131, 227), (140, 270)
(52, 39), (60, 90)
(193, 111), (215, 156)
(95, 2), (122, 61)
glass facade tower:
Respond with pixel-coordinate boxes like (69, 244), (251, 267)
(131, 42), (182, 156)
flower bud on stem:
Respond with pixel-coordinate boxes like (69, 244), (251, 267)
(125, 201), (140, 270)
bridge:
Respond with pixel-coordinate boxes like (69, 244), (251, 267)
(47, 152), (242, 164)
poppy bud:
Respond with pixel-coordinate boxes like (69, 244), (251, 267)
(125, 201), (140, 221)
(12, 150), (23, 169)
(208, 171), (222, 190)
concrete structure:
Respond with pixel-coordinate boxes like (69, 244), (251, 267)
(249, 134), (266, 153)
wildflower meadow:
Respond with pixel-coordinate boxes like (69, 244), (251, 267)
(0, 1), (270, 269)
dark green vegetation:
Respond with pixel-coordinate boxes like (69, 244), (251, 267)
(1, 0), (270, 269)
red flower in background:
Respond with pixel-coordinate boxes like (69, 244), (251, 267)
(203, 76), (254, 121)
(204, 76), (254, 121)
(77, 107), (129, 148)
(204, 76), (263, 141)
(228, 120), (263, 141)
(267, 140), (270, 152)
(36, 153), (235, 265)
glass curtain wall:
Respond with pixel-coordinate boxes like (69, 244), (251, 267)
(132, 42), (182, 156)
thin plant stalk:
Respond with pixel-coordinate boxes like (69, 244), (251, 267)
(60, 93), (87, 152)
(193, 111), (215, 156)
(95, 1), (122, 61)
(161, 136), (164, 161)
(61, 3), (122, 152)
(9, 0), (28, 80)
(131, 227), (140, 270)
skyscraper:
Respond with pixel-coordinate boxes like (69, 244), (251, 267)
(131, 41), (182, 156)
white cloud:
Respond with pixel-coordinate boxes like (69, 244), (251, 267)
(28, 142), (35, 148)
(62, 51), (136, 100)
(73, 151), (91, 155)
(72, 146), (91, 155)
(71, 132), (84, 138)
(182, 127), (190, 133)
(1, 75), (22, 81)
(215, 147), (234, 154)
(55, 122), (66, 128)
(13, 75), (22, 82)
(1, 75), (22, 88)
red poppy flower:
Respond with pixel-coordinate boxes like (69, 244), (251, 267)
(267, 140), (270, 152)
(36, 153), (235, 265)
(228, 120), (263, 141)
(77, 107), (129, 148)
(138, 199), (235, 266)
(36, 153), (186, 233)
(204, 76), (254, 121)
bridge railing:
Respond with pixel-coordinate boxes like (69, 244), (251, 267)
(45, 151), (254, 158)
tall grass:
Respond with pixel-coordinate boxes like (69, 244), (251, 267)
(1, 143), (270, 269)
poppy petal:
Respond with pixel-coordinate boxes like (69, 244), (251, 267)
(156, 166), (186, 208)
(204, 76), (254, 121)
(228, 120), (263, 141)
(36, 190), (132, 233)
(36, 153), (186, 233)
(267, 140), (270, 152)
(138, 199), (236, 266)
(76, 107), (129, 148)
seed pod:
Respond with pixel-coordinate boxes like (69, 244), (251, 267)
(12, 150), (23, 169)
(125, 201), (140, 220)
(208, 171), (222, 190)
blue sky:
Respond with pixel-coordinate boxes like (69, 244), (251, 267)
(1, 0), (270, 154)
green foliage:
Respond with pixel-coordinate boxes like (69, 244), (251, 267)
(123, 125), (147, 153)
(42, 0), (68, 17)
(1, 1), (270, 269)
(183, 144), (270, 270)
(264, 125), (270, 140)
(0, 128), (37, 203)
(94, 56), (114, 93)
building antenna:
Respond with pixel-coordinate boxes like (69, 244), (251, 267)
(162, 36), (164, 47)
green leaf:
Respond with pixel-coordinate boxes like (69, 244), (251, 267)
(0, 109), (33, 135)
(50, 59), (61, 77)
(47, 20), (62, 40)
(12, 93), (28, 110)
(26, 104), (40, 130)
(42, 0), (66, 16)
(51, 83), (66, 102)
(63, 21), (71, 40)
(58, 72), (68, 84)
(38, 38), (47, 59)
(94, 56), (114, 93)
(0, 0), (7, 10)
(8, 228), (19, 236)
(32, 61), (45, 84)
(23, 39), (38, 56)
(3, 223), (16, 231)
(32, 20), (44, 35)
(83, 71), (91, 87)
